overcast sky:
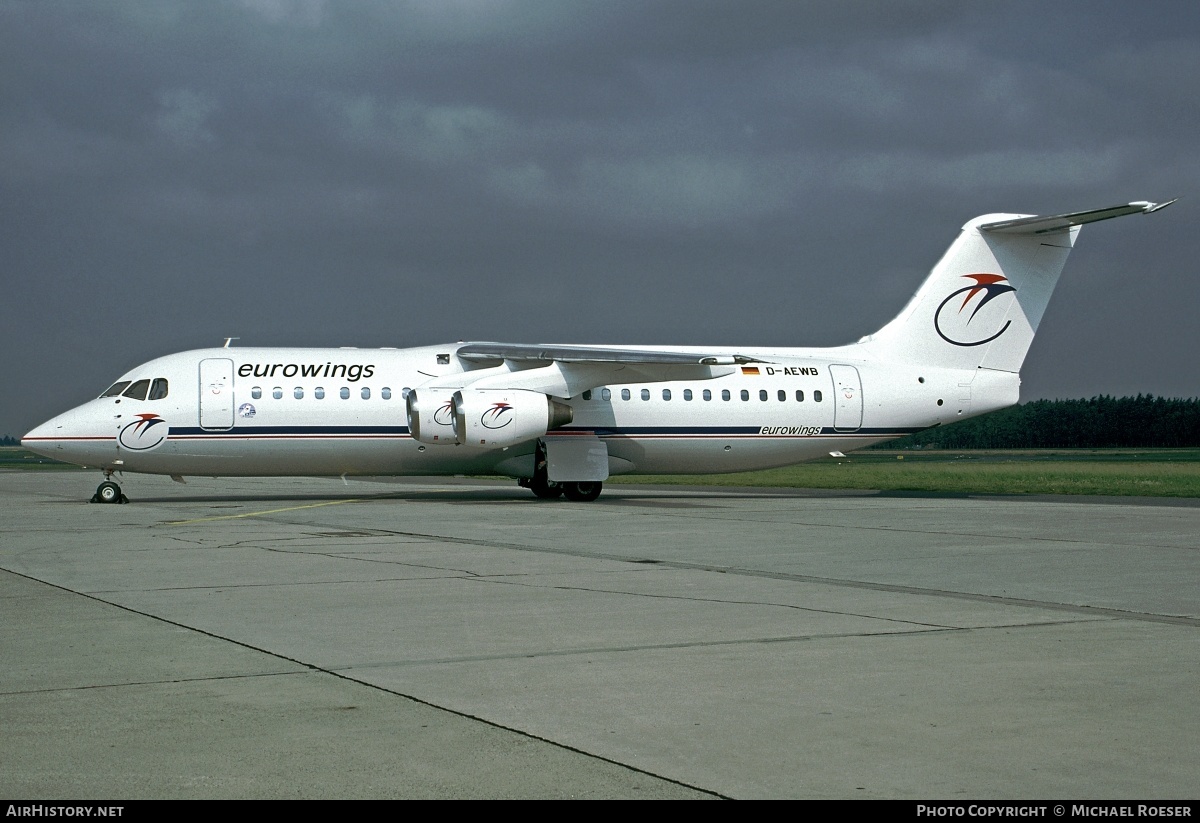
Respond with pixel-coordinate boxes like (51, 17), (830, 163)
(3, 0), (1197, 438)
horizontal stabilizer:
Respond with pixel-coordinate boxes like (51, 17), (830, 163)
(980, 199), (1176, 235)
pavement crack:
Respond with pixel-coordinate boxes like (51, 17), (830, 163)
(1, 670), (305, 697)
(593, 504), (1194, 550)
(333, 619), (1106, 670)
(258, 545), (483, 576)
(467, 576), (955, 630)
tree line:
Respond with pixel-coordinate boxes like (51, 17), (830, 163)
(877, 395), (1200, 450)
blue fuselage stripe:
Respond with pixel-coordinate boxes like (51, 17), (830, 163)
(168, 425), (923, 438)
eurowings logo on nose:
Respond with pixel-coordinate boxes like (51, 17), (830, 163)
(481, 402), (513, 429)
(118, 413), (169, 451)
(934, 273), (1017, 347)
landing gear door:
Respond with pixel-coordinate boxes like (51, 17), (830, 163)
(829, 364), (863, 432)
(199, 358), (235, 430)
(545, 437), (609, 482)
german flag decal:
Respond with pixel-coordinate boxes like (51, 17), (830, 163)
(741, 366), (760, 375)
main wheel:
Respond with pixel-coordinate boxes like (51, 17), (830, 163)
(528, 476), (564, 499)
(562, 481), (603, 502)
(94, 481), (123, 504)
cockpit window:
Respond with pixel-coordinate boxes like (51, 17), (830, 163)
(122, 379), (151, 400)
(100, 381), (131, 398)
(148, 378), (169, 400)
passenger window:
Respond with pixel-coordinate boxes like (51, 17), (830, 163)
(252, 387), (262, 399)
(741, 390), (749, 401)
(722, 389), (730, 401)
(601, 388), (611, 401)
(795, 390), (804, 402)
(382, 387), (392, 400)
(662, 389), (671, 401)
(101, 381), (131, 398)
(814, 390), (823, 402)
(294, 387), (304, 399)
(703, 389), (712, 401)
(759, 390), (768, 401)
(361, 387), (370, 400)
(272, 387), (283, 399)
(149, 379), (169, 400)
(778, 390), (786, 402)
(683, 389), (692, 401)
(315, 387), (325, 399)
(123, 379), (150, 400)
(401, 387), (411, 399)
(582, 390), (592, 401)
(621, 388), (631, 401)
(641, 388), (650, 401)
(340, 387), (350, 399)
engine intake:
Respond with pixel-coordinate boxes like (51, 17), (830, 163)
(406, 388), (460, 445)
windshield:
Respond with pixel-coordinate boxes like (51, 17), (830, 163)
(100, 381), (131, 398)
(122, 379), (151, 400)
(100, 377), (170, 400)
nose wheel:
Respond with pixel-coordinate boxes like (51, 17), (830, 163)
(91, 477), (128, 504)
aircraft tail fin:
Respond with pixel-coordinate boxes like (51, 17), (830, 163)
(861, 200), (1174, 373)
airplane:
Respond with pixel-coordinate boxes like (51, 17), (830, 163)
(22, 199), (1174, 504)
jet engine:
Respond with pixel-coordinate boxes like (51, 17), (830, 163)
(406, 388), (460, 444)
(451, 389), (573, 448)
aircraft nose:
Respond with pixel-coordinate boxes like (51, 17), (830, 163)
(21, 405), (115, 466)
(23, 419), (54, 441)
(22, 416), (66, 458)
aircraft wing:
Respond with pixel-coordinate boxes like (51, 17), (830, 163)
(457, 342), (762, 366)
(428, 342), (766, 398)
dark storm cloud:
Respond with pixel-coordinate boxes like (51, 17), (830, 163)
(2, 0), (1197, 437)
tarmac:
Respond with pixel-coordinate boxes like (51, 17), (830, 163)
(1, 471), (1197, 799)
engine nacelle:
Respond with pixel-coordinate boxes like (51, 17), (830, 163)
(406, 387), (460, 445)
(452, 389), (573, 449)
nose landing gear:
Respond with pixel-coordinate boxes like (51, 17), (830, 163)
(91, 472), (128, 504)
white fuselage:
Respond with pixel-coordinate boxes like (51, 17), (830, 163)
(22, 344), (1017, 479)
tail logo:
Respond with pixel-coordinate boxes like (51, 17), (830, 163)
(934, 273), (1017, 347)
(118, 413), (169, 451)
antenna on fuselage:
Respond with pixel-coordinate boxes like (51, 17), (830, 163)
(222, 337), (239, 348)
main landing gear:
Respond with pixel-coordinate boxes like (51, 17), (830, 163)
(91, 471), (128, 504)
(518, 441), (603, 501)
(525, 475), (563, 499)
(562, 481), (602, 502)
(519, 476), (604, 502)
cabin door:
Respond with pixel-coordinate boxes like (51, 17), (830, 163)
(199, 358), (235, 430)
(829, 364), (863, 432)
